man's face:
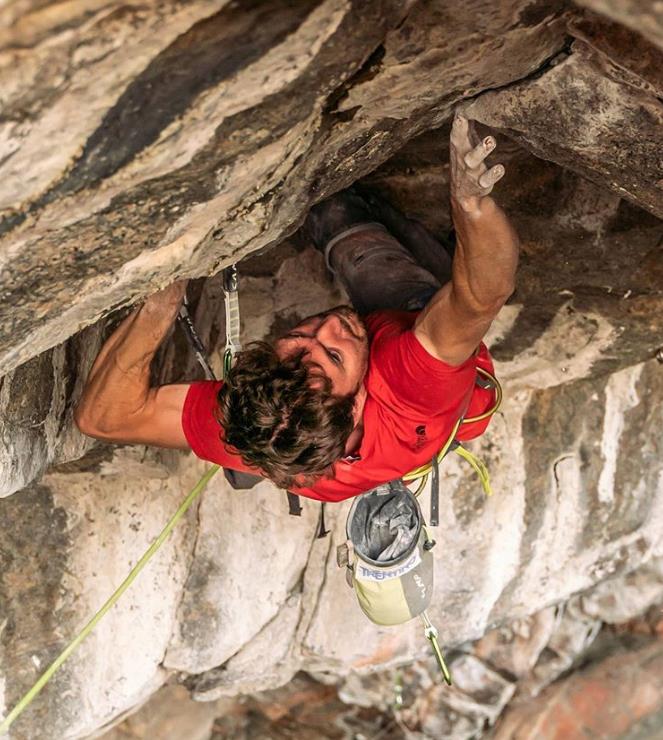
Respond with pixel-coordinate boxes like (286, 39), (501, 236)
(274, 306), (369, 398)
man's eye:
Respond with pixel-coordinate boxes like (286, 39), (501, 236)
(328, 350), (342, 365)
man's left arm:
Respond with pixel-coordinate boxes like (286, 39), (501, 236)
(415, 113), (520, 366)
(74, 281), (192, 448)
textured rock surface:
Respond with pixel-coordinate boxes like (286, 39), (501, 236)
(494, 636), (663, 739)
(0, 448), (201, 739)
(0, 1), (662, 738)
(0, 324), (102, 496)
(575, 0), (663, 50)
(0, 0), (600, 377)
(104, 569), (663, 740)
(463, 43), (663, 217)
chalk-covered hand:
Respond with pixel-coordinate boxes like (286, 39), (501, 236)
(450, 112), (504, 212)
(142, 279), (188, 321)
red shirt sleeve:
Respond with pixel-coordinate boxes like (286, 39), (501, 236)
(181, 380), (256, 473)
(365, 311), (478, 419)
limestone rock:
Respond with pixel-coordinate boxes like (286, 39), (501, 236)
(473, 608), (558, 680)
(493, 637), (663, 739)
(463, 46), (663, 217)
(0, 324), (102, 497)
(0, 0), (569, 376)
(575, 0), (663, 51)
(0, 448), (201, 739)
(579, 555), (663, 624)
(163, 476), (319, 675)
(100, 685), (229, 740)
(0, 1), (661, 738)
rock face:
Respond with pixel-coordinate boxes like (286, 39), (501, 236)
(0, 1), (662, 738)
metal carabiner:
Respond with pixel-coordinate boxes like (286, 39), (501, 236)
(421, 611), (452, 685)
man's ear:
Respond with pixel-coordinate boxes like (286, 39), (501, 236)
(352, 385), (367, 426)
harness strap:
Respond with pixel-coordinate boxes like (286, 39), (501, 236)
(430, 453), (440, 526)
(317, 502), (330, 538)
(286, 491), (303, 516)
(403, 367), (501, 509)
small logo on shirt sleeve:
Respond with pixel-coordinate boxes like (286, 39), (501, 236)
(414, 424), (427, 450)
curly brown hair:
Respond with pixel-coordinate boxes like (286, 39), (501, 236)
(216, 342), (355, 489)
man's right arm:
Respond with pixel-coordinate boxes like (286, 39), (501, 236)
(74, 281), (192, 449)
(414, 113), (519, 367)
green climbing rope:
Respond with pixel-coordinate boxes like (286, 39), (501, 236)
(0, 464), (220, 735)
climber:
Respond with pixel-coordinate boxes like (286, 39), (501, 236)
(74, 113), (519, 502)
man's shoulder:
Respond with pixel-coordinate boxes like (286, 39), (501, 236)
(365, 309), (418, 341)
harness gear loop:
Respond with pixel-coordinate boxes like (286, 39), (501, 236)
(403, 368), (501, 497)
(464, 367), (502, 423)
(402, 417), (462, 485)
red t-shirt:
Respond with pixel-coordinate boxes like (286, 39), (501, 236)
(182, 310), (496, 502)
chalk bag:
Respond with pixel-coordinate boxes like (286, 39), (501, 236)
(337, 479), (434, 625)
(337, 479), (452, 684)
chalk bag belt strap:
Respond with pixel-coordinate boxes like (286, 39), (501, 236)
(430, 453), (440, 526)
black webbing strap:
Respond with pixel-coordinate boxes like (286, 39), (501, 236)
(430, 454), (440, 526)
(223, 469), (262, 490)
(317, 503), (330, 538)
(430, 439), (462, 526)
(286, 491), (302, 516)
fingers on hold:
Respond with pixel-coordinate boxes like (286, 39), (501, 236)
(478, 164), (505, 189)
(453, 111), (468, 126)
(464, 138), (494, 169)
(452, 112), (469, 137)
(463, 149), (478, 169)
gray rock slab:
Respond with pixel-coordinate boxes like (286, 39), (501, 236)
(0, 0), (570, 374)
(0, 324), (103, 497)
(163, 476), (319, 674)
(575, 0), (663, 51)
(464, 48), (663, 217)
(99, 684), (230, 740)
(0, 449), (202, 739)
(579, 556), (663, 624)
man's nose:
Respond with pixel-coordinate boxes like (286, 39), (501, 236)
(315, 314), (341, 341)
(299, 337), (325, 364)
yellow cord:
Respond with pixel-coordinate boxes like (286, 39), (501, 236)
(0, 465), (220, 735)
(464, 368), (502, 423)
(403, 417), (462, 483)
(453, 445), (492, 495)
(404, 368), (501, 494)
